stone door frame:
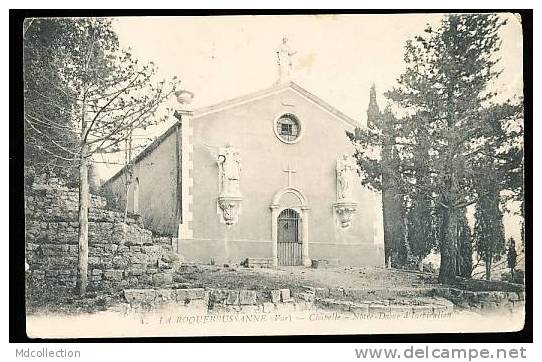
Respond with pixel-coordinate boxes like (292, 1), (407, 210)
(270, 187), (310, 267)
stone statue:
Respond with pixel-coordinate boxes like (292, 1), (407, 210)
(276, 37), (297, 83)
(337, 154), (358, 201)
(217, 146), (241, 197)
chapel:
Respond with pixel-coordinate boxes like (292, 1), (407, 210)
(103, 39), (384, 267)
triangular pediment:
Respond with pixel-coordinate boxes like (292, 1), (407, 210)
(191, 81), (361, 129)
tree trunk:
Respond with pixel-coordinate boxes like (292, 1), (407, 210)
(76, 145), (89, 297)
(438, 206), (459, 284)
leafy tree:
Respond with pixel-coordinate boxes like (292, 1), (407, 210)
(349, 14), (523, 283)
(506, 237), (518, 280)
(23, 18), (181, 295)
(24, 19), (80, 182)
(473, 180), (506, 280)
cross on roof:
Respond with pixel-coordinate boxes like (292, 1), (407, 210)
(283, 163), (296, 187)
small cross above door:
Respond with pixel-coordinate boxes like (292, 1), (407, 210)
(283, 163), (297, 187)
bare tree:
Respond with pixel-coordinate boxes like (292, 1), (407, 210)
(23, 18), (181, 295)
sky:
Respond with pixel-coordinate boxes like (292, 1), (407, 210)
(110, 13), (522, 117)
(96, 14), (524, 241)
(101, 14), (523, 171)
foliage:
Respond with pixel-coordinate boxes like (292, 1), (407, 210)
(349, 14), (523, 283)
(456, 209), (473, 278)
(473, 181), (506, 280)
(507, 237), (518, 277)
(24, 17), (181, 176)
(24, 19), (80, 182)
(23, 17), (181, 295)
(501, 269), (524, 285)
(406, 197), (434, 268)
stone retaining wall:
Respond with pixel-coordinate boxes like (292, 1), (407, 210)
(25, 179), (180, 297)
(121, 286), (456, 318)
(121, 283), (524, 317)
(432, 287), (525, 313)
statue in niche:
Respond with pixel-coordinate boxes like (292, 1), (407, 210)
(217, 146), (241, 197)
(337, 154), (358, 201)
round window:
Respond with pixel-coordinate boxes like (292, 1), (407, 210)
(274, 113), (302, 143)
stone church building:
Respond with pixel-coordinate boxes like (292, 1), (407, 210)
(103, 40), (384, 267)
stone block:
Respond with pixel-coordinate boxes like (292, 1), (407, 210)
(91, 269), (103, 276)
(119, 277), (138, 289)
(389, 304), (413, 315)
(344, 288), (367, 300)
(280, 289), (293, 302)
(155, 289), (177, 303)
(124, 289), (156, 305)
(158, 259), (172, 270)
(411, 305), (435, 315)
(112, 256), (129, 269)
(103, 269), (123, 281)
(315, 287), (329, 299)
(152, 273), (173, 287)
(297, 292), (316, 303)
(225, 290), (240, 305)
(480, 301), (498, 310)
(322, 299), (352, 311)
(209, 289), (229, 303)
(127, 268), (145, 277)
(507, 292), (519, 301)
(270, 290), (281, 303)
(431, 297), (455, 309)
(350, 303), (370, 316)
(239, 290), (257, 305)
(138, 274), (153, 286)
(45, 270), (59, 277)
(369, 304), (391, 315)
(329, 287), (345, 298)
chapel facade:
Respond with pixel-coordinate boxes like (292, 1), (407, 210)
(103, 40), (385, 267)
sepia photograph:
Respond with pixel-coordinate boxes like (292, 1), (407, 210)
(17, 11), (528, 339)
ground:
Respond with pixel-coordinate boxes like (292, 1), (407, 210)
(26, 265), (440, 314)
(180, 264), (439, 296)
(26, 263), (523, 315)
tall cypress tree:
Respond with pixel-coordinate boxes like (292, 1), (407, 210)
(349, 14), (523, 283)
(507, 237), (518, 280)
(456, 209), (473, 278)
(474, 181), (506, 280)
(407, 197), (434, 271)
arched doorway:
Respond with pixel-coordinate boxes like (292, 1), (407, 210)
(277, 208), (302, 266)
(270, 187), (311, 267)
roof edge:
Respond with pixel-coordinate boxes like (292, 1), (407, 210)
(101, 121), (180, 187)
(191, 81), (361, 128)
